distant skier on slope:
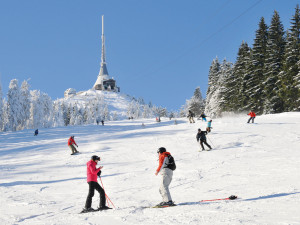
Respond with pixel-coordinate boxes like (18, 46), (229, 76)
(188, 110), (195, 123)
(206, 120), (212, 133)
(247, 110), (256, 123)
(34, 129), (38, 136)
(81, 155), (111, 213)
(200, 113), (207, 122)
(196, 128), (212, 151)
(155, 147), (176, 207)
(68, 136), (79, 155)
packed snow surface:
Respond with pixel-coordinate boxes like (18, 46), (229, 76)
(1, 112), (300, 225)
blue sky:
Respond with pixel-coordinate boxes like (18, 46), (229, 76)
(0, 0), (299, 111)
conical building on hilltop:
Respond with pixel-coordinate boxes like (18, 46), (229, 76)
(93, 15), (120, 92)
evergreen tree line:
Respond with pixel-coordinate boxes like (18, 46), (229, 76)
(0, 79), (168, 132)
(205, 5), (300, 117)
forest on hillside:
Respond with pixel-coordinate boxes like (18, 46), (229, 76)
(205, 5), (300, 117)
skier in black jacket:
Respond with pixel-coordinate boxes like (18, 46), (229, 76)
(196, 128), (212, 151)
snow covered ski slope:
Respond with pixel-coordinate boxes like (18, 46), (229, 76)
(1, 112), (300, 225)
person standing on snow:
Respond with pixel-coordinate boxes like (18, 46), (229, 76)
(68, 136), (79, 155)
(247, 110), (256, 123)
(188, 110), (195, 123)
(196, 128), (212, 151)
(82, 155), (111, 213)
(34, 129), (38, 136)
(155, 147), (175, 206)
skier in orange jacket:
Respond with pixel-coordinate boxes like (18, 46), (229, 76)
(247, 110), (256, 123)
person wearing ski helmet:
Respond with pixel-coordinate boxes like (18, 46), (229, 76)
(247, 110), (256, 123)
(196, 128), (212, 151)
(155, 147), (175, 206)
(68, 135), (79, 155)
(82, 155), (111, 213)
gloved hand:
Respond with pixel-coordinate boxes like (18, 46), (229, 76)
(97, 170), (102, 177)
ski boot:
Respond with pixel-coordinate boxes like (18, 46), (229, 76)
(80, 207), (96, 213)
(98, 206), (112, 211)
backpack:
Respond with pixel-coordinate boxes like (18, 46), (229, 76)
(165, 154), (176, 171)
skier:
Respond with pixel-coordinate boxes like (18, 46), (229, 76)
(188, 110), (195, 123)
(247, 110), (256, 123)
(206, 120), (212, 133)
(68, 136), (79, 155)
(196, 128), (212, 151)
(81, 155), (111, 213)
(155, 147), (175, 206)
(34, 129), (38, 136)
(200, 113), (207, 122)
(101, 120), (104, 126)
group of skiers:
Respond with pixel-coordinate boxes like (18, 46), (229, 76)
(75, 109), (257, 212)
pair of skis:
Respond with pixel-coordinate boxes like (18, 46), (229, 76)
(149, 195), (238, 208)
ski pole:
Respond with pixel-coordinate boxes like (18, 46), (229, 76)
(207, 136), (216, 148)
(99, 176), (116, 208)
(99, 176), (114, 208)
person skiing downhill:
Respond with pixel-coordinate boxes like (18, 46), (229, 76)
(200, 113), (207, 122)
(81, 155), (111, 213)
(34, 129), (38, 136)
(68, 136), (79, 155)
(155, 147), (175, 206)
(196, 128), (212, 151)
(247, 110), (256, 123)
(206, 120), (212, 133)
(188, 110), (195, 123)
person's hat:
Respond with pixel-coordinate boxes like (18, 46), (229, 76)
(91, 155), (100, 161)
(198, 128), (201, 131)
(157, 147), (166, 154)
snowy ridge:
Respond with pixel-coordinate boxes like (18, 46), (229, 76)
(0, 112), (300, 225)
(63, 89), (132, 118)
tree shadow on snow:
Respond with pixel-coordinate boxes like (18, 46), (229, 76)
(177, 192), (300, 206)
(242, 192), (300, 201)
(0, 173), (123, 187)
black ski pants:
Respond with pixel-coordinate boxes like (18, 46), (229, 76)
(200, 139), (211, 150)
(247, 117), (255, 123)
(85, 181), (106, 209)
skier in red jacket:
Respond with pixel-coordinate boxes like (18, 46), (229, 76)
(68, 136), (79, 155)
(81, 155), (111, 213)
(247, 110), (256, 123)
